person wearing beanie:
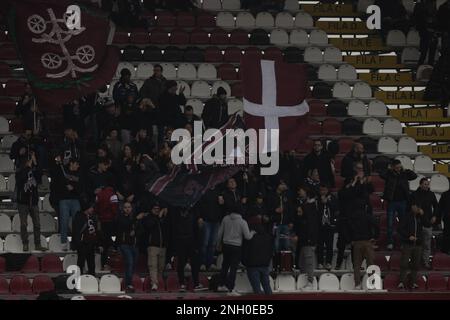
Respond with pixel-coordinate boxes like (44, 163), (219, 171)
(202, 86), (229, 129)
(158, 80), (186, 134)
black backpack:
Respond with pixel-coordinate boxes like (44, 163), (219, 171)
(249, 29), (270, 45)
(312, 82), (332, 99)
(342, 118), (363, 135)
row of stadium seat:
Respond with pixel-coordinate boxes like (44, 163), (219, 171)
(0, 213), (57, 233)
(0, 234), (68, 253)
(216, 11), (314, 29)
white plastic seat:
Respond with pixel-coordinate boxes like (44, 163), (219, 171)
(414, 155), (434, 172)
(377, 137), (398, 153)
(99, 274), (122, 293)
(48, 234), (64, 252)
(410, 174), (425, 191)
(284, 0), (300, 11)
(363, 118), (382, 135)
(185, 99), (204, 116)
(338, 64), (357, 81)
(71, 296), (86, 300)
(39, 213), (56, 233)
(275, 12), (294, 28)
(0, 213), (12, 232)
(289, 29), (309, 46)
(228, 98), (244, 115)
(4, 234), (22, 253)
(398, 137), (418, 153)
(80, 275), (99, 294)
(318, 64), (337, 81)
(348, 100), (367, 116)
(383, 118), (403, 135)
(401, 47), (420, 64)
(318, 273), (340, 291)
(202, 0), (221, 10)
(63, 253), (78, 271)
(236, 12), (255, 28)
(430, 174), (449, 193)
(136, 63), (154, 79)
(353, 82), (372, 98)
(7, 173), (15, 192)
(0, 174), (6, 191)
(0, 116), (9, 133)
(294, 12), (313, 28)
(12, 214), (33, 232)
(296, 274), (318, 291)
(115, 62), (135, 78)
(1, 134), (17, 149)
(340, 273), (356, 290)
(176, 81), (191, 97)
(221, 0), (241, 10)
(217, 12), (235, 28)
(387, 30), (406, 46)
(270, 29), (289, 45)
(42, 194), (54, 212)
(357, 0), (375, 12)
(396, 155), (414, 171)
(197, 63), (217, 80)
(406, 29), (420, 46)
(28, 235), (48, 251)
(107, 80), (117, 96)
(333, 82), (352, 99)
(0, 155), (14, 172)
(234, 272), (253, 293)
(160, 63), (177, 79)
(324, 47), (342, 63)
(368, 100), (387, 116)
(304, 47), (323, 63)
(177, 63), (197, 79)
(191, 81), (211, 98)
(275, 274), (296, 292)
(255, 12), (275, 28)
(212, 81), (231, 97)
(0, 239), (4, 252)
(309, 29), (328, 45)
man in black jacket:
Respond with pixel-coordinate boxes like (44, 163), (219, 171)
(438, 188), (450, 253)
(398, 205), (425, 289)
(410, 178), (438, 268)
(243, 224), (273, 295)
(158, 80), (186, 130)
(303, 139), (335, 188)
(139, 64), (167, 106)
(380, 159), (417, 250)
(317, 184), (338, 270)
(340, 142), (371, 180)
(202, 87), (229, 129)
(220, 178), (246, 215)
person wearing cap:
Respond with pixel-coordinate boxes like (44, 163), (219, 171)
(202, 87), (229, 129)
(136, 201), (169, 291)
(112, 68), (138, 107)
(158, 80), (186, 131)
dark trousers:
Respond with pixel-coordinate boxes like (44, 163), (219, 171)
(336, 219), (350, 268)
(400, 244), (422, 284)
(247, 267), (272, 295)
(120, 244), (138, 287)
(442, 218), (450, 254)
(176, 238), (200, 286)
(18, 204), (41, 245)
(100, 221), (116, 267)
(418, 30), (438, 66)
(352, 240), (375, 286)
(77, 242), (96, 276)
(317, 227), (335, 265)
(220, 244), (242, 291)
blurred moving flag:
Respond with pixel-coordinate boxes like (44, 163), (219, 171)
(8, 0), (119, 110)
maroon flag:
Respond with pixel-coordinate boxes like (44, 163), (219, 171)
(8, 0), (119, 111)
(242, 57), (310, 152)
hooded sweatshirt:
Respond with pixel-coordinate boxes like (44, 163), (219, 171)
(218, 213), (255, 247)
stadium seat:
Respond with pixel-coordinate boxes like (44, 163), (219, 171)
(289, 29), (308, 46)
(186, 99), (204, 116)
(264, 47), (283, 60)
(312, 82), (332, 99)
(122, 46), (142, 61)
(324, 47), (342, 63)
(275, 274), (296, 292)
(28, 235), (48, 251)
(149, 29), (169, 44)
(430, 174), (450, 193)
(156, 11), (176, 27)
(204, 46), (223, 62)
(0, 62), (12, 78)
(387, 30), (407, 46)
(333, 82), (352, 99)
(294, 12), (314, 28)
(197, 12), (216, 28)
(21, 255), (40, 273)
(176, 12), (196, 28)
(42, 194), (54, 212)
(222, 0), (240, 10)
(374, 253), (389, 271)
(318, 273), (340, 291)
(80, 275), (99, 293)
(383, 273), (400, 291)
(307, 120), (322, 135)
(129, 29), (149, 44)
(217, 64), (238, 80)
(190, 29), (210, 45)
(164, 46), (185, 62)
(5, 234), (22, 253)
(308, 100), (327, 116)
(0, 154), (14, 172)
(184, 46), (205, 62)
(363, 118), (382, 135)
(231, 82), (243, 98)
(398, 137), (418, 153)
(327, 100), (347, 117)
(270, 29), (289, 45)
(377, 137), (398, 153)
(198, 63), (217, 80)
(340, 273), (356, 291)
(370, 194), (383, 210)
(224, 47), (242, 62)
(202, 0), (221, 10)
(0, 44), (18, 60)
(10, 275), (32, 295)
(401, 47), (420, 64)
(426, 273), (448, 291)
(177, 63), (197, 79)
(406, 29), (420, 46)
(115, 62), (135, 79)
(318, 64), (337, 81)
(39, 213), (56, 233)
(417, 65), (433, 82)
(0, 116), (9, 133)
(389, 252), (401, 271)
(12, 214), (33, 232)
(283, 47), (303, 63)
(322, 119), (342, 135)
(142, 46), (163, 62)
(0, 174), (6, 191)
(338, 65), (357, 81)
(353, 82), (372, 99)
(41, 254), (64, 273)
(0, 276), (8, 294)
(191, 81), (211, 98)
(217, 12), (235, 28)
(63, 254), (78, 271)
(410, 174), (425, 191)
(297, 274), (318, 291)
(396, 155), (414, 171)
(236, 12), (255, 28)
(432, 253), (450, 271)
(348, 100), (367, 116)
(32, 275), (55, 294)
(309, 30), (328, 45)
(0, 213), (11, 232)
(112, 30), (128, 44)
(0, 99), (16, 115)
(249, 29), (270, 45)
(161, 63), (177, 79)
(212, 81), (231, 97)
(234, 272), (253, 293)
(284, 0), (299, 11)
(49, 234), (64, 253)
(228, 98), (243, 115)
(136, 63), (153, 79)
(255, 12), (275, 28)
(275, 12), (294, 28)
(304, 47), (323, 63)
(413, 155), (434, 173)
(339, 138), (354, 153)
(230, 29), (249, 45)
(99, 274), (122, 293)
(383, 118), (403, 135)
(176, 81), (191, 96)
(367, 100), (387, 116)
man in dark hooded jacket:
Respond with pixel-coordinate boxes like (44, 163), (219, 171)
(202, 87), (229, 129)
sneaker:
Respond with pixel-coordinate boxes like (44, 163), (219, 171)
(217, 285), (229, 292)
(227, 290), (241, 296)
(200, 265), (206, 271)
(302, 281), (314, 290)
(125, 285), (135, 293)
(151, 284), (158, 291)
(387, 244), (394, 251)
(411, 283), (419, 289)
(179, 285), (187, 292)
(354, 284), (362, 290)
(35, 245), (48, 252)
(397, 282), (405, 289)
(317, 264), (324, 270)
(325, 263), (332, 270)
(194, 284), (208, 292)
(23, 243), (29, 252)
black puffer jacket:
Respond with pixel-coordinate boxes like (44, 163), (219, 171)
(294, 199), (319, 247)
(410, 188), (438, 228)
(116, 213), (138, 246)
(399, 211), (424, 246)
(348, 199), (379, 242)
(137, 213), (169, 248)
(380, 169), (417, 201)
